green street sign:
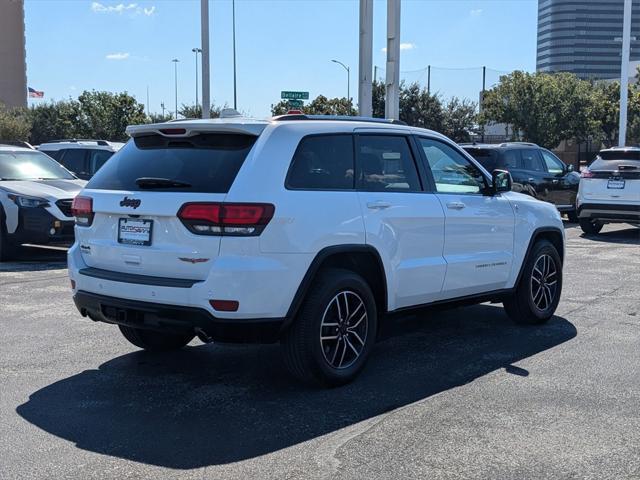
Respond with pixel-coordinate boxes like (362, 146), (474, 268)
(281, 91), (309, 100)
(288, 99), (304, 108)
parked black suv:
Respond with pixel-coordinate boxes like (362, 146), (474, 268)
(462, 142), (580, 221)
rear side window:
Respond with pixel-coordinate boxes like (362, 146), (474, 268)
(463, 148), (498, 171)
(87, 134), (256, 193)
(42, 149), (63, 161)
(61, 149), (89, 175)
(88, 149), (113, 174)
(502, 149), (520, 169)
(287, 134), (354, 190)
(357, 135), (422, 192)
(520, 149), (544, 172)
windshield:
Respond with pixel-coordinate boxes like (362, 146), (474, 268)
(0, 151), (76, 181)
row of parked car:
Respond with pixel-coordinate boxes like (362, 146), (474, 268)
(0, 114), (638, 386)
(0, 133), (637, 262)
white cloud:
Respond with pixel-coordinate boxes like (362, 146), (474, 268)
(470, 8), (483, 17)
(381, 43), (416, 53)
(106, 52), (130, 60)
(91, 2), (155, 16)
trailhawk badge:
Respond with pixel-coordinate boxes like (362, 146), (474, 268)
(120, 197), (141, 209)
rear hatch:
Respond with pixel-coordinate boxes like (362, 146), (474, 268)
(581, 151), (640, 203)
(74, 129), (259, 280)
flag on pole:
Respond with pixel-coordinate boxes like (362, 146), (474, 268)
(28, 87), (44, 98)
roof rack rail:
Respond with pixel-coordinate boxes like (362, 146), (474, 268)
(499, 141), (538, 147)
(43, 139), (112, 146)
(271, 114), (407, 126)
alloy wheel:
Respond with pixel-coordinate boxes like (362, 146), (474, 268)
(319, 291), (368, 369)
(530, 254), (558, 312)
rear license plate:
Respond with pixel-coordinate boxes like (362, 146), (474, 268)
(607, 179), (625, 189)
(118, 218), (153, 246)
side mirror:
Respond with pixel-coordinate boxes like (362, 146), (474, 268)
(566, 163), (575, 173)
(491, 169), (512, 194)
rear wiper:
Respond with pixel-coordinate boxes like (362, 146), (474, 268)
(135, 177), (192, 189)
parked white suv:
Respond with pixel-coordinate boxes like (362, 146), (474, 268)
(577, 147), (640, 234)
(69, 115), (565, 386)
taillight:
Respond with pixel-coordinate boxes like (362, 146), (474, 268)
(71, 196), (94, 226)
(580, 169), (594, 178)
(177, 202), (275, 236)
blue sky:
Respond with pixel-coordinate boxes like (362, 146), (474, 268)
(25, 0), (538, 117)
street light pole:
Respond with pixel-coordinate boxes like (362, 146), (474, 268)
(171, 58), (179, 119)
(232, 0), (237, 110)
(331, 59), (350, 101)
(619, 0), (632, 147)
(192, 47), (202, 111)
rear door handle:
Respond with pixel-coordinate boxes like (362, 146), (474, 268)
(366, 201), (392, 210)
(446, 202), (466, 210)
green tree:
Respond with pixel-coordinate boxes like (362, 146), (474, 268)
(28, 100), (82, 145)
(442, 97), (477, 143)
(148, 112), (174, 123)
(178, 104), (222, 119)
(75, 91), (147, 141)
(270, 96), (356, 116)
(480, 71), (595, 149)
(372, 80), (385, 118)
(398, 82), (444, 131)
(0, 104), (31, 142)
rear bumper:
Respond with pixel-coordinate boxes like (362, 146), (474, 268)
(73, 290), (285, 344)
(9, 206), (74, 245)
(577, 202), (640, 223)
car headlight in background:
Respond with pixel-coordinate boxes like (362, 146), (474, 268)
(7, 194), (50, 208)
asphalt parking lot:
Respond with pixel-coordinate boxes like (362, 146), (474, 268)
(1, 223), (639, 480)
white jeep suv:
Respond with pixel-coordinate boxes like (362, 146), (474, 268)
(69, 115), (565, 386)
(577, 147), (640, 234)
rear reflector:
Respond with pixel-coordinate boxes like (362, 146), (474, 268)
(71, 196), (94, 226)
(210, 300), (239, 312)
(178, 202), (274, 236)
(580, 169), (594, 178)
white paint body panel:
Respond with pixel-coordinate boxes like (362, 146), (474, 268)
(68, 119), (564, 321)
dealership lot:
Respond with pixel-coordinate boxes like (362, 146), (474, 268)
(1, 223), (639, 479)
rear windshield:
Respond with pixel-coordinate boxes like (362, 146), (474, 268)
(462, 148), (499, 171)
(591, 150), (640, 170)
(86, 133), (257, 193)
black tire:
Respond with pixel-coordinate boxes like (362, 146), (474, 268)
(567, 210), (579, 223)
(504, 240), (562, 325)
(281, 268), (378, 387)
(579, 218), (603, 234)
(118, 325), (194, 352)
(0, 211), (18, 262)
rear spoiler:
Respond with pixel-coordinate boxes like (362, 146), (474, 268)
(126, 120), (268, 138)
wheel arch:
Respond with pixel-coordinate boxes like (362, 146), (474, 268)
(515, 226), (564, 286)
(283, 245), (388, 330)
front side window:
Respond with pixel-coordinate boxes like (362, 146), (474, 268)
(541, 150), (565, 175)
(0, 151), (75, 181)
(418, 138), (486, 194)
(357, 135), (421, 192)
(287, 135), (354, 190)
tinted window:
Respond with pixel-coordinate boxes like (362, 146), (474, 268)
(88, 149), (114, 174)
(61, 149), (88, 175)
(419, 138), (486, 194)
(520, 149), (544, 171)
(357, 135), (421, 192)
(87, 134), (256, 193)
(287, 135), (354, 190)
(502, 149), (520, 169)
(42, 150), (63, 161)
(0, 151), (75, 180)
(463, 148), (498, 171)
(590, 151), (640, 170)
(541, 150), (565, 175)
